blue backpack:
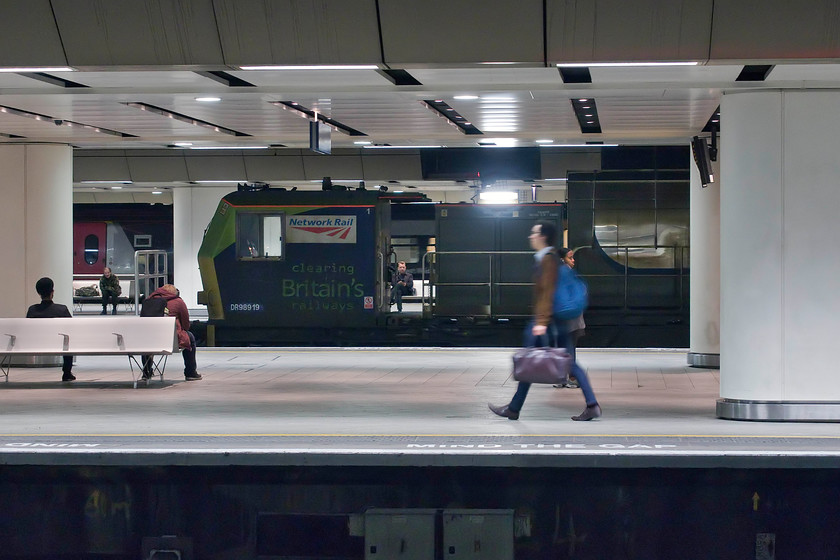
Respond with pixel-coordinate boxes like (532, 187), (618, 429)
(553, 264), (588, 319)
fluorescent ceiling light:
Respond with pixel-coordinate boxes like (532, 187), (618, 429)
(80, 180), (133, 184)
(479, 62), (517, 65)
(239, 64), (378, 70)
(535, 139), (554, 144)
(0, 67), (74, 72)
(453, 95), (479, 100)
(556, 61), (699, 67)
(195, 96), (221, 102)
(353, 141), (371, 145)
(152, 190), (163, 194)
(541, 143), (619, 147)
(188, 146), (269, 150)
(194, 180), (246, 184)
(362, 145), (442, 149)
(544, 178), (568, 181)
(173, 142), (193, 147)
(479, 191), (518, 202)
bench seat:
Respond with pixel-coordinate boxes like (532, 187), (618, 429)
(0, 317), (178, 388)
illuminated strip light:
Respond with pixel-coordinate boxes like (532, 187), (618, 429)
(540, 143), (619, 147)
(0, 104), (134, 137)
(0, 67), (74, 72)
(123, 102), (250, 136)
(556, 61), (699, 67)
(362, 145), (442, 149)
(188, 146), (269, 150)
(271, 101), (366, 136)
(240, 65), (378, 70)
(80, 180), (133, 184)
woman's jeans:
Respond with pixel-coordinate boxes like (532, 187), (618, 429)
(509, 319), (598, 412)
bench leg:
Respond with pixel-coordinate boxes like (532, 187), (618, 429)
(0, 355), (10, 382)
(128, 355), (167, 388)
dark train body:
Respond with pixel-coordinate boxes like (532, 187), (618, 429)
(196, 188), (571, 346)
(196, 182), (690, 347)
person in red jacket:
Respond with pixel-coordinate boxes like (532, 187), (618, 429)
(145, 284), (202, 381)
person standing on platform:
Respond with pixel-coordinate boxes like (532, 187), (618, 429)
(99, 266), (121, 315)
(26, 277), (75, 382)
(488, 221), (601, 421)
(554, 247), (583, 389)
(390, 260), (414, 312)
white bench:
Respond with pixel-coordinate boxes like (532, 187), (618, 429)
(0, 317), (178, 388)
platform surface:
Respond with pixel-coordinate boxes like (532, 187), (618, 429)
(1, 347), (838, 469)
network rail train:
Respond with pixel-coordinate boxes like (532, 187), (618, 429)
(196, 180), (689, 347)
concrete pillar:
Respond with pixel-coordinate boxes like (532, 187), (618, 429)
(717, 90), (840, 420)
(688, 143), (721, 368)
(0, 145), (73, 316)
(173, 186), (231, 310)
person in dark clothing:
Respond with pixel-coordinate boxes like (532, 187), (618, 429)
(26, 277), (75, 382)
(390, 261), (414, 312)
(99, 266), (121, 315)
(142, 284), (202, 381)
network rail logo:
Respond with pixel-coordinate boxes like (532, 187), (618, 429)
(287, 215), (357, 243)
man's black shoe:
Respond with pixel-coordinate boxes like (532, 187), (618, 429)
(488, 403), (519, 420)
(62, 372), (76, 382)
(185, 373), (203, 381)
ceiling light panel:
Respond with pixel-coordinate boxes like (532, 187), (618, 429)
(570, 98), (601, 134)
(587, 65), (742, 84)
(60, 71), (231, 90)
(123, 102), (250, 136)
(410, 68), (560, 87)
(271, 101), (366, 136)
(421, 99), (482, 135)
(226, 69), (390, 89)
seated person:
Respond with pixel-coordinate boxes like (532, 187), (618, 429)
(26, 277), (75, 382)
(390, 261), (414, 312)
(142, 284), (202, 381)
(99, 266), (121, 315)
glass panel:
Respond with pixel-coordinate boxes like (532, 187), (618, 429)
(84, 234), (99, 265)
(263, 216), (284, 257)
(237, 213), (284, 260)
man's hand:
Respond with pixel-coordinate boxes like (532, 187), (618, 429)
(532, 324), (547, 337)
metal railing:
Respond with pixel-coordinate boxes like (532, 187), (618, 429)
(421, 250), (534, 317)
(133, 250), (169, 315)
(419, 246), (690, 317)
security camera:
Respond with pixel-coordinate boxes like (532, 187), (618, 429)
(54, 119), (64, 126)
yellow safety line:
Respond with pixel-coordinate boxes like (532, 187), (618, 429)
(1, 433), (839, 439)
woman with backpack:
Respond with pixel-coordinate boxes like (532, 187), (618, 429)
(488, 221), (601, 421)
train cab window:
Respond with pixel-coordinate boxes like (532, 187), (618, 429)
(84, 234), (99, 265)
(237, 213), (285, 260)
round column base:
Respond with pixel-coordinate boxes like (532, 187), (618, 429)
(687, 352), (719, 369)
(716, 399), (840, 422)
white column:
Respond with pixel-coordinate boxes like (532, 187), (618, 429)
(718, 91), (840, 420)
(688, 143), (721, 367)
(0, 145), (73, 316)
(173, 186), (230, 309)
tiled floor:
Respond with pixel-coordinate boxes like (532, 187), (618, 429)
(1, 347), (838, 468)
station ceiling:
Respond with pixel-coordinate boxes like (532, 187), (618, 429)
(2, 0), (840, 194)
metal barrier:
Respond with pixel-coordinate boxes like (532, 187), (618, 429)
(421, 246), (689, 318)
(421, 250), (534, 317)
(133, 250), (169, 315)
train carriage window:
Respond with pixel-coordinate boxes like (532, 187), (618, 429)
(84, 234), (99, 265)
(237, 212), (285, 260)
